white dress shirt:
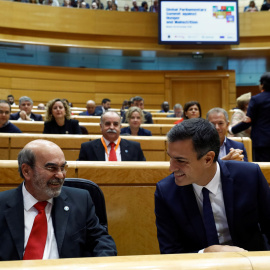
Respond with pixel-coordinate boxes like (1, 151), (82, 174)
(22, 184), (59, 259)
(218, 137), (227, 159)
(103, 137), (121, 161)
(192, 163), (233, 252)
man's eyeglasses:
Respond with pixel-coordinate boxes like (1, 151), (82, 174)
(37, 164), (68, 174)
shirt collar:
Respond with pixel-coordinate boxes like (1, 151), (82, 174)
(192, 162), (221, 197)
(22, 183), (53, 211)
(102, 136), (120, 146)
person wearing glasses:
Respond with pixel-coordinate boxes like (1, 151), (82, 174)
(0, 139), (117, 260)
(0, 100), (22, 133)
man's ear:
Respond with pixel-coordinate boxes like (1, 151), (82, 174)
(204, 151), (215, 167)
(21, 163), (32, 181)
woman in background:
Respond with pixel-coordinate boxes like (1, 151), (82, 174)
(183, 101), (202, 119)
(43, 98), (81, 134)
(121, 107), (152, 136)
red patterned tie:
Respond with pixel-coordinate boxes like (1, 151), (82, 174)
(109, 142), (117, 161)
(23, 201), (48, 260)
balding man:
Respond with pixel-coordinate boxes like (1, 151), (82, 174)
(79, 100), (98, 116)
(78, 111), (146, 161)
(0, 139), (117, 261)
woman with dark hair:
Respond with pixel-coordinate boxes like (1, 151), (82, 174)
(230, 72), (270, 161)
(120, 107), (152, 136)
(43, 98), (81, 134)
(183, 101), (202, 120)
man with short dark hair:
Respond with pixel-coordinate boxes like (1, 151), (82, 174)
(10, 96), (42, 121)
(78, 111), (146, 161)
(159, 101), (173, 113)
(0, 100), (22, 133)
(7, 95), (16, 106)
(95, 98), (111, 116)
(155, 118), (270, 254)
(122, 96), (153, 124)
(0, 139), (117, 260)
(206, 107), (248, 162)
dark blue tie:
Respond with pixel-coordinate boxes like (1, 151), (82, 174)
(202, 187), (219, 246)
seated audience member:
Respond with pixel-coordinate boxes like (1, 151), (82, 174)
(244, 0), (258, 11)
(124, 4), (129, 11)
(159, 101), (173, 113)
(0, 139), (117, 260)
(149, 0), (158, 12)
(120, 100), (128, 117)
(95, 98), (111, 116)
(111, 3), (117, 10)
(0, 100), (22, 133)
(43, 0), (60, 6)
(10, 96), (43, 121)
(131, 0), (139, 11)
(91, 2), (98, 9)
(206, 107), (248, 162)
(183, 101), (201, 120)
(78, 111), (146, 161)
(79, 100), (98, 116)
(122, 96), (153, 124)
(229, 72), (270, 162)
(230, 92), (251, 137)
(7, 95), (16, 106)
(139, 1), (148, 11)
(167, 103), (183, 118)
(37, 103), (46, 110)
(43, 98), (81, 134)
(63, 0), (72, 7)
(121, 107), (152, 136)
(261, 0), (270, 10)
(105, 0), (112, 10)
(155, 118), (270, 254)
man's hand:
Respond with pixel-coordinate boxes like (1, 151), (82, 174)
(221, 148), (244, 161)
(204, 245), (248, 253)
(19, 110), (31, 121)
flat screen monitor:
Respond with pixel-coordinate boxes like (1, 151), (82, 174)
(158, 0), (239, 45)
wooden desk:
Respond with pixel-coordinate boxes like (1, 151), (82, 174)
(0, 252), (269, 269)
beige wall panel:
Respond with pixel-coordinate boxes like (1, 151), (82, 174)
(172, 80), (222, 118)
(11, 78), (96, 92)
(0, 77), (12, 88)
(102, 186), (160, 256)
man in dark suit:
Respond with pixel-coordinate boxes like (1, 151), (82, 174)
(0, 139), (117, 261)
(10, 96), (43, 121)
(230, 72), (270, 161)
(95, 98), (111, 116)
(122, 96), (153, 124)
(78, 111), (146, 161)
(155, 118), (270, 253)
(167, 103), (183, 118)
(206, 107), (248, 162)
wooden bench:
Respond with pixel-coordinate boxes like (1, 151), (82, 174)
(0, 161), (269, 256)
(0, 133), (253, 162)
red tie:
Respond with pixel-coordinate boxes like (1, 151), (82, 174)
(109, 142), (117, 161)
(23, 201), (48, 260)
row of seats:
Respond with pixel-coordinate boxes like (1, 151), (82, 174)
(0, 133), (253, 162)
(0, 160), (269, 256)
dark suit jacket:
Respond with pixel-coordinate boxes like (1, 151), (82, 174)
(225, 137), (248, 162)
(155, 160), (270, 253)
(43, 119), (82, 134)
(120, 127), (152, 136)
(232, 91), (270, 148)
(0, 184), (117, 260)
(78, 138), (146, 161)
(10, 112), (43, 121)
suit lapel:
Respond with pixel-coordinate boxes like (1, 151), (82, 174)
(52, 189), (70, 256)
(94, 139), (106, 161)
(4, 184), (25, 259)
(219, 160), (235, 240)
(120, 139), (129, 161)
(180, 185), (208, 247)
